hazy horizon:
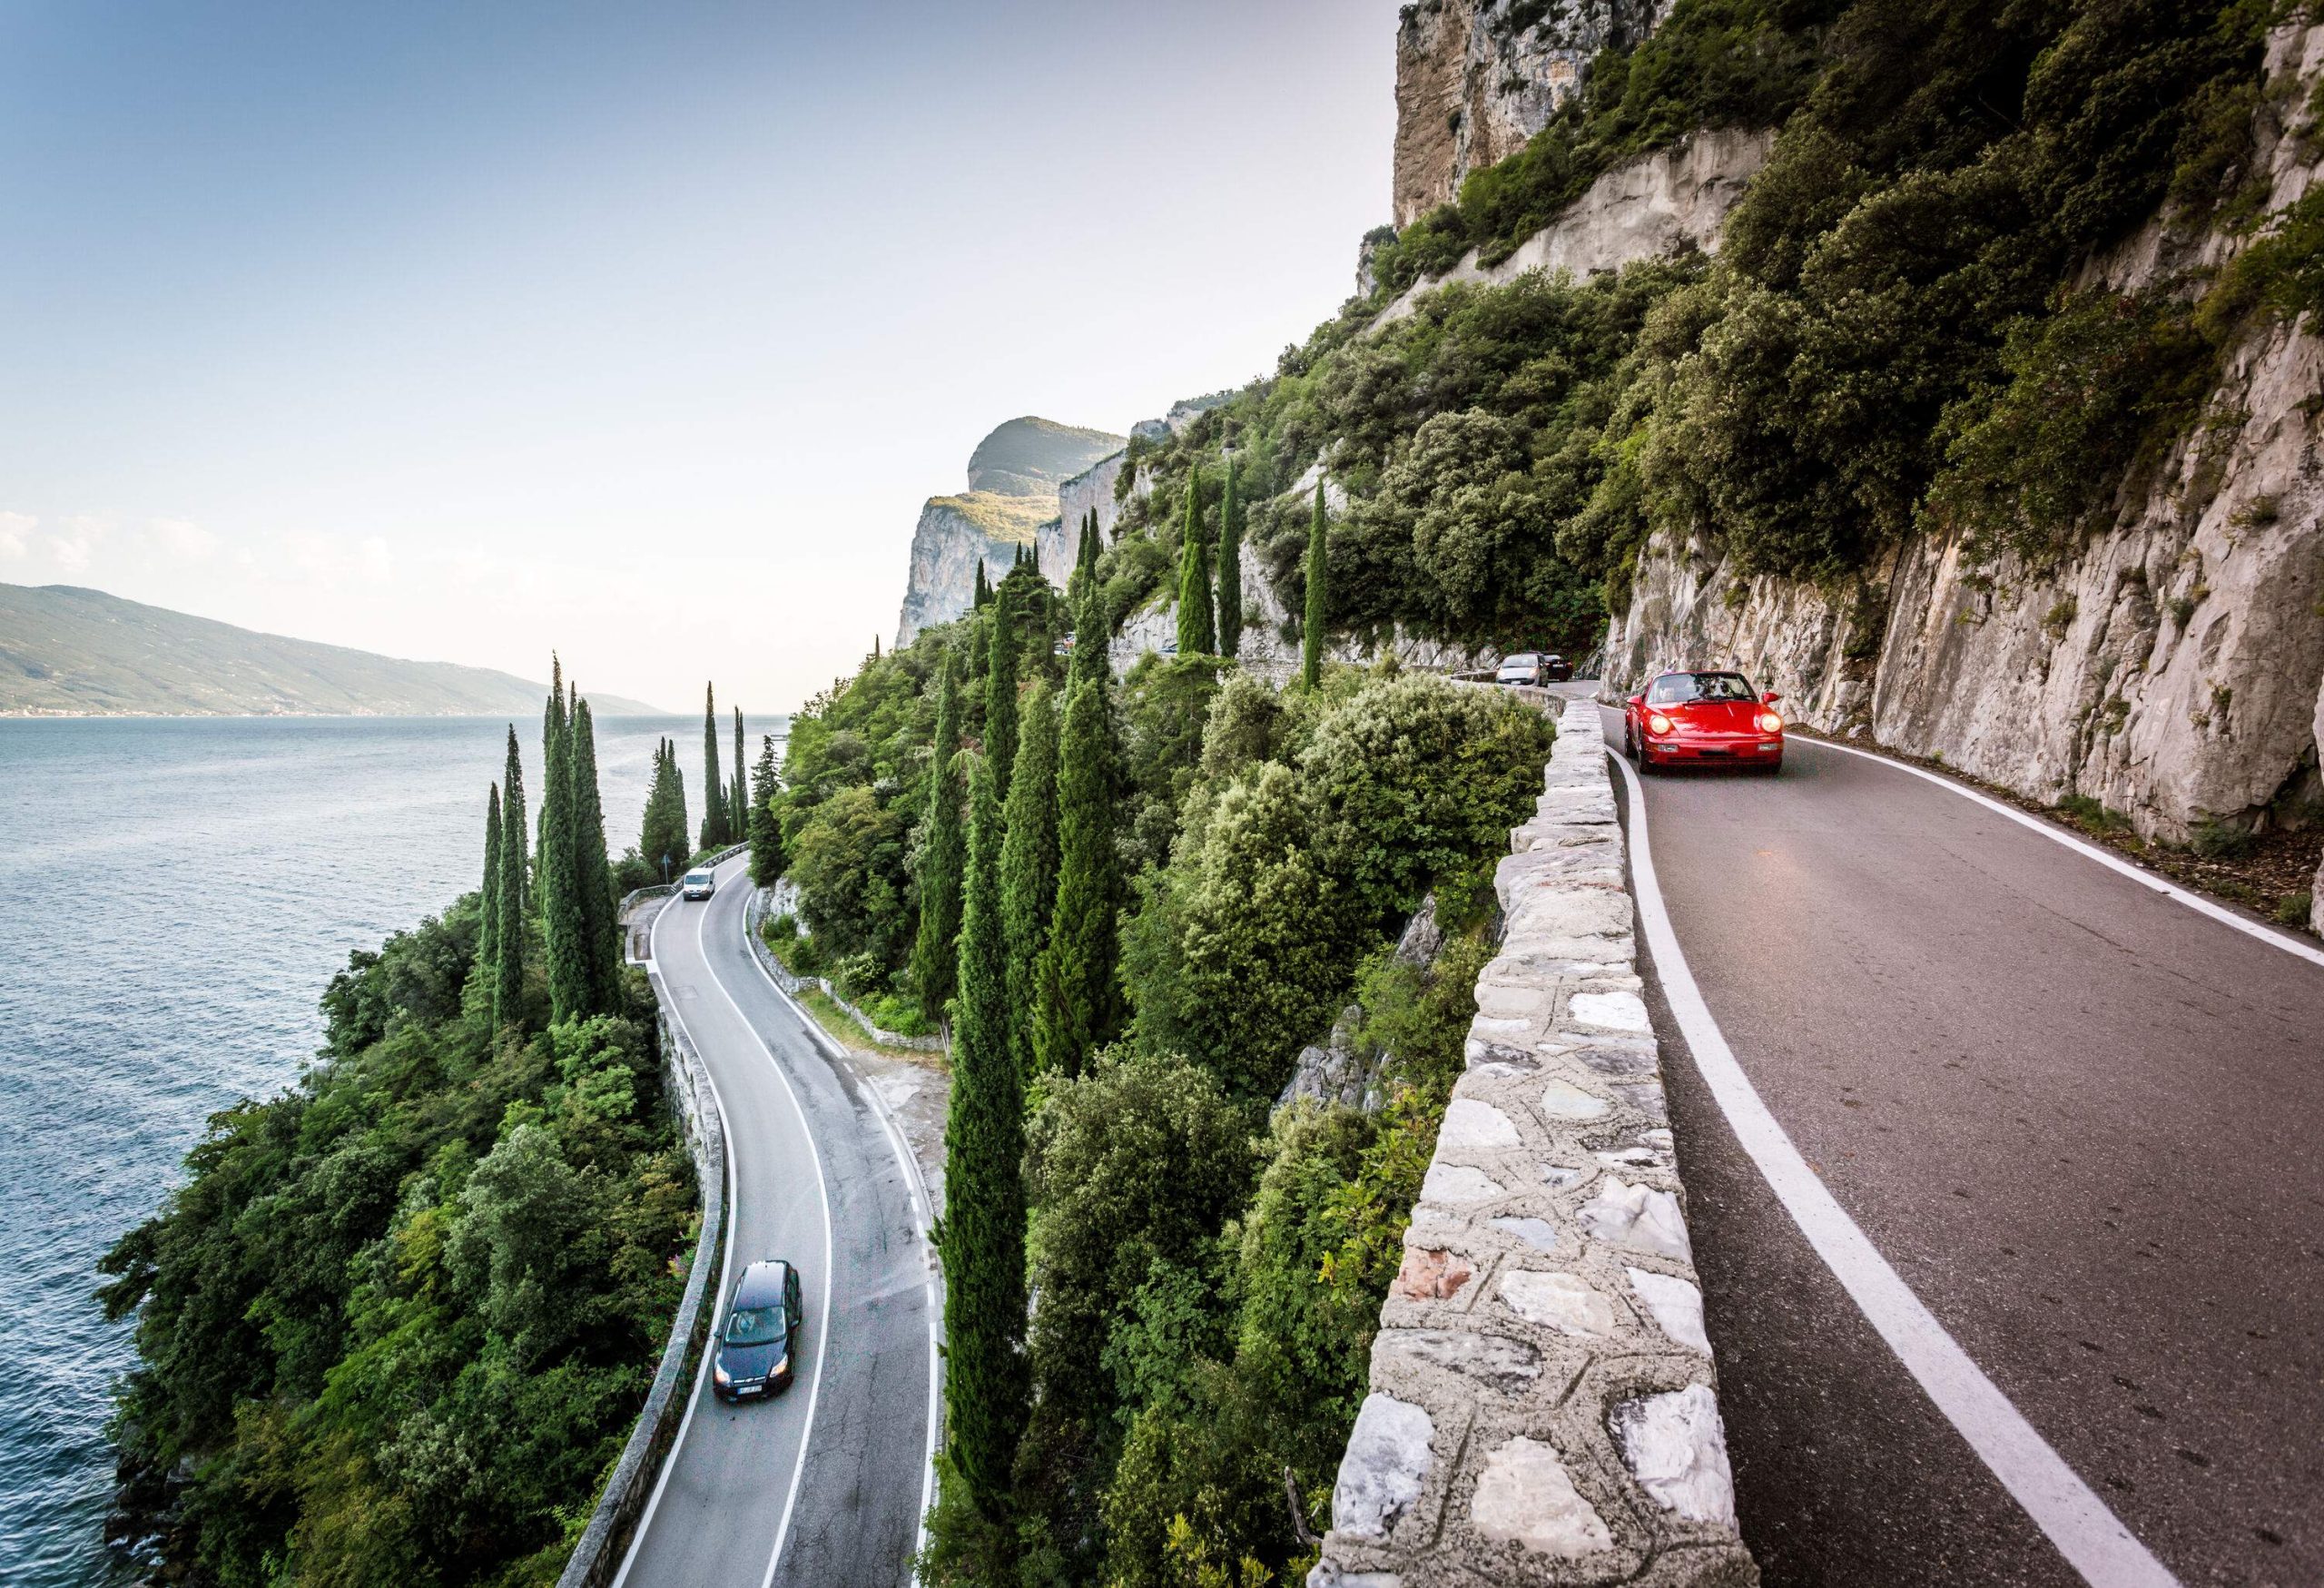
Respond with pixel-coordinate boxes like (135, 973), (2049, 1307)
(0, 0), (1402, 717)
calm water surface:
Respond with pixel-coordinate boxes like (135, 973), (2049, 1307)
(0, 713), (780, 1585)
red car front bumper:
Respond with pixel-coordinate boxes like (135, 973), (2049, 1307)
(1645, 734), (1783, 764)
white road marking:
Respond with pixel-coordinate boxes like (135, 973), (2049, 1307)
(1610, 746), (2181, 1588)
(1807, 734), (2324, 969)
(611, 894), (743, 1588)
(738, 895), (944, 1578)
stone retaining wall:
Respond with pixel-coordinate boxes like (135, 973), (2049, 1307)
(553, 969), (728, 1588)
(1310, 697), (1756, 1587)
(745, 887), (949, 1053)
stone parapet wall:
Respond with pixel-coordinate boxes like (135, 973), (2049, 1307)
(1311, 696), (1755, 1587)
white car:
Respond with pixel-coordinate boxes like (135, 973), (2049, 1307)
(682, 867), (716, 901)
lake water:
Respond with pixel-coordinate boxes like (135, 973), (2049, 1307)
(0, 713), (783, 1585)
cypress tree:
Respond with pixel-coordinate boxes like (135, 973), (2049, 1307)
(478, 782), (503, 976)
(1032, 673), (1120, 1076)
(1303, 478), (1329, 691)
(542, 663), (591, 1024)
(570, 696), (621, 1011)
(640, 738), (690, 883)
(986, 574), (1019, 802)
(998, 680), (1059, 1079)
(1216, 452), (1243, 660)
(731, 706), (747, 844)
(911, 654), (967, 1020)
(700, 684), (727, 850)
(942, 749), (1029, 1514)
(1174, 471), (1214, 656)
(974, 561), (991, 610)
(494, 725), (528, 1029)
(1068, 567), (1107, 692)
(747, 733), (785, 886)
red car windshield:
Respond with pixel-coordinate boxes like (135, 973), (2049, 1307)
(1648, 672), (1756, 705)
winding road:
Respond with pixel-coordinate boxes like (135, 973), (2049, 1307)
(1582, 691), (2324, 1587)
(615, 853), (936, 1588)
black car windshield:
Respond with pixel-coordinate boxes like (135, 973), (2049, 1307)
(725, 1304), (786, 1345)
(1648, 672), (1755, 705)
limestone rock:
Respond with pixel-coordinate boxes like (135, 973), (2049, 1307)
(1393, 0), (1659, 229)
(1333, 1394), (1436, 1540)
(1579, 1179), (1691, 1260)
(893, 417), (1123, 646)
(1469, 1435), (1615, 1557)
(1611, 1385), (1738, 1529)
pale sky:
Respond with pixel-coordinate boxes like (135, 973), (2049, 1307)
(0, 0), (1403, 715)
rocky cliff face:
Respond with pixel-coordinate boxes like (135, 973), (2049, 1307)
(1375, 126), (1772, 329)
(1606, 25), (2324, 892)
(1393, 0), (1659, 228)
(894, 417), (1124, 646)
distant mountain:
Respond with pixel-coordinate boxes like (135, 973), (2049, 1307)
(895, 417), (1127, 646)
(0, 585), (666, 717)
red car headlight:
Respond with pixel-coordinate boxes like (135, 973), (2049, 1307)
(1647, 712), (1674, 735)
(1758, 711), (1783, 733)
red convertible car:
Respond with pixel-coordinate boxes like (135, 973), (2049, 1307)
(1622, 670), (1785, 773)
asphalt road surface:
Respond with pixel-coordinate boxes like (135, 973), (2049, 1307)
(615, 853), (934, 1588)
(1588, 698), (2323, 1588)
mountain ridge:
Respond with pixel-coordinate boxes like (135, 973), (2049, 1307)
(0, 584), (667, 716)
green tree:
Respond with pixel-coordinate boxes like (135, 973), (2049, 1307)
(1174, 471), (1214, 657)
(974, 561), (992, 610)
(1303, 479), (1328, 690)
(940, 752), (1029, 1515)
(494, 725), (528, 1029)
(747, 734), (785, 886)
(730, 706), (747, 845)
(998, 680), (1060, 1079)
(1069, 569), (1108, 692)
(1216, 453), (1243, 659)
(985, 576), (1020, 802)
(1031, 673), (1121, 1076)
(700, 684), (729, 850)
(570, 697), (622, 1012)
(911, 655), (967, 1019)
(639, 738), (690, 883)
(541, 666), (590, 1025)
(477, 782), (503, 983)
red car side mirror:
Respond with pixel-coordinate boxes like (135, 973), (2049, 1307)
(1628, 695), (1645, 708)
(1762, 690), (1782, 704)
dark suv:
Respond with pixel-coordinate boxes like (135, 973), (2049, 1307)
(713, 1259), (803, 1401)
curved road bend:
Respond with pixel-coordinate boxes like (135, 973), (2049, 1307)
(1583, 699), (2324, 1587)
(617, 853), (933, 1588)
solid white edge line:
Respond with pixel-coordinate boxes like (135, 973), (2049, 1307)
(738, 894), (943, 1578)
(1609, 745), (2181, 1588)
(611, 895), (742, 1588)
(684, 865), (839, 1588)
(1807, 734), (2324, 970)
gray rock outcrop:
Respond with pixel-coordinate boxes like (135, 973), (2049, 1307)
(1374, 126), (1775, 330)
(1393, 0), (1661, 228)
(1606, 22), (2324, 885)
(893, 417), (1124, 646)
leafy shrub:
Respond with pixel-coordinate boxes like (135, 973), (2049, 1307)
(100, 908), (693, 1587)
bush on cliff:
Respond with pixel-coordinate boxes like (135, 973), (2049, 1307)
(98, 904), (693, 1588)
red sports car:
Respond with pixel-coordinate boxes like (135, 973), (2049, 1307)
(1623, 670), (1785, 773)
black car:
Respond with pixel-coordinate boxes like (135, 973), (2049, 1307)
(1542, 654), (1573, 682)
(713, 1259), (803, 1401)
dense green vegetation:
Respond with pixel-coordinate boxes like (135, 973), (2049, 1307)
(101, 679), (694, 1588)
(768, 549), (1551, 1583)
(1091, 0), (2303, 669)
